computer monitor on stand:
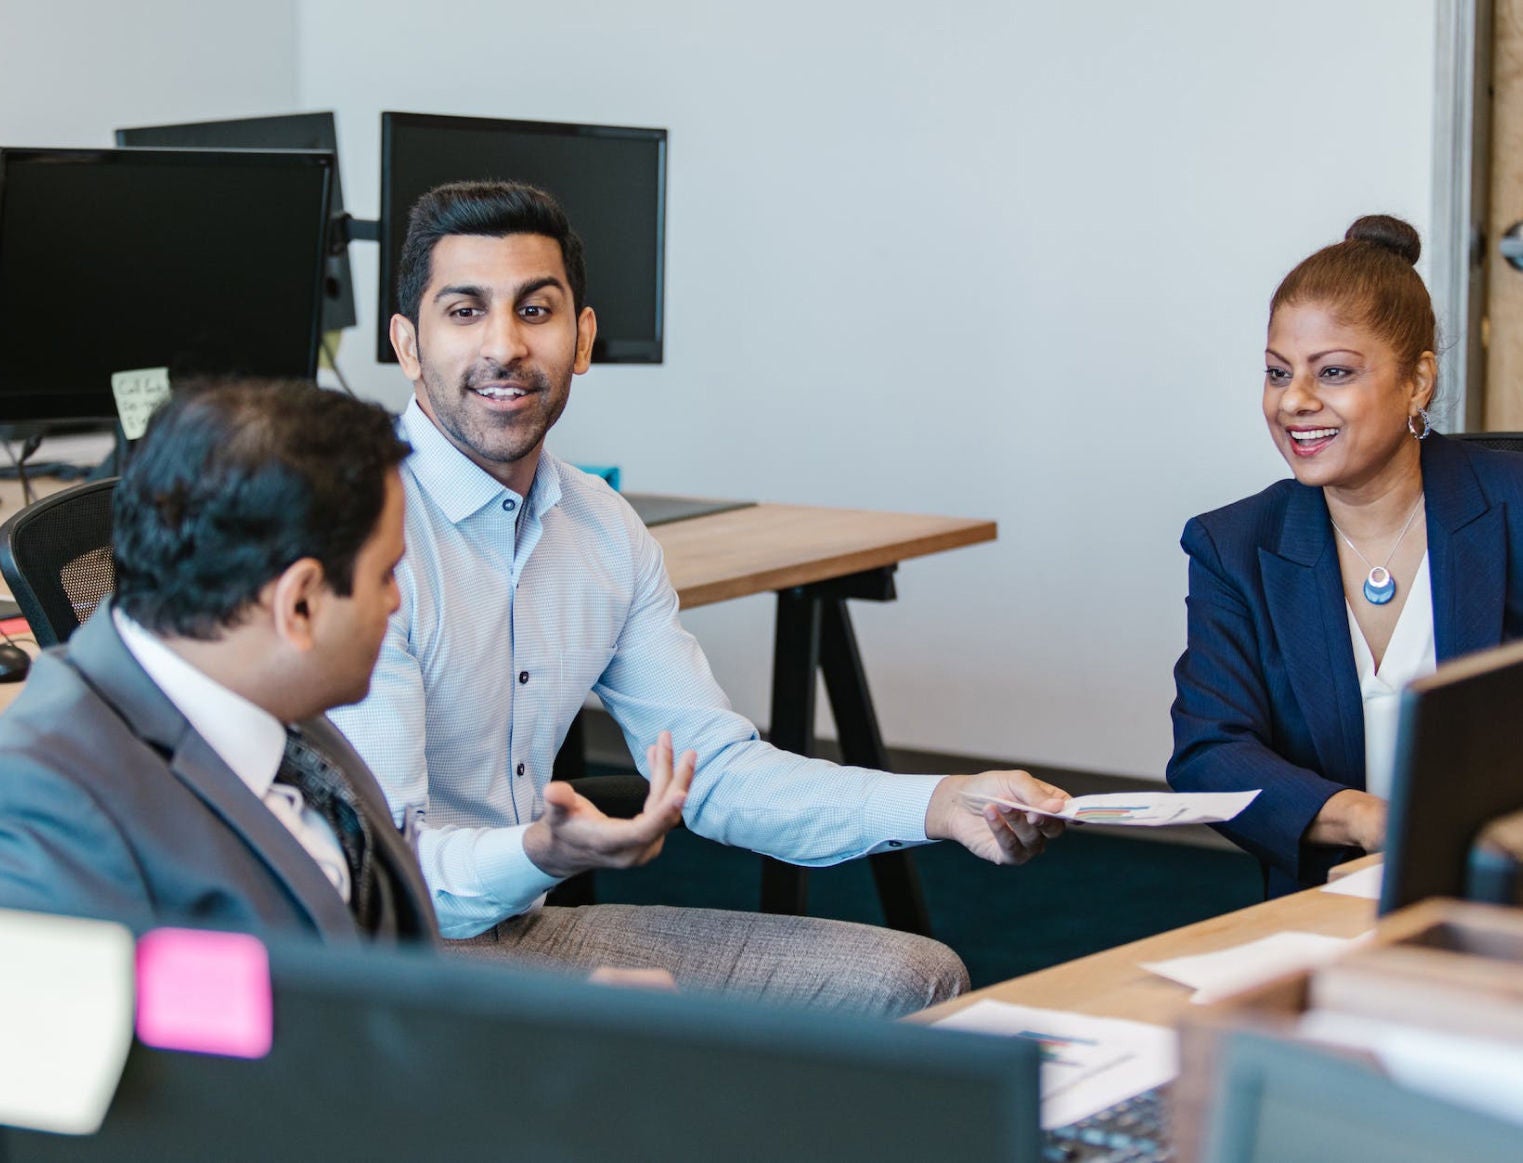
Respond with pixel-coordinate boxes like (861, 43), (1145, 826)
(378, 111), (667, 365)
(0, 147), (334, 480)
(115, 112), (357, 335)
(1380, 638), (1523, 915)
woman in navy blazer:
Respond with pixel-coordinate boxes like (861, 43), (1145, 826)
(1168, 216), (1523, 895)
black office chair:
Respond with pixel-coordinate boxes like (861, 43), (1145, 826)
(0, 478), (118, 647)
(548, 714), (654, 906)
(1451, 431), (1523, 454)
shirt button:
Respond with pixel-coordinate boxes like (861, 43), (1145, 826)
(518, 671), (529, 684)
(502, 498), (517, 512)
(516, 763), (526, 777)
(888, 840), (903, 848)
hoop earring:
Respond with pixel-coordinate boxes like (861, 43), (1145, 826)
(1408, 407), (1433, 440)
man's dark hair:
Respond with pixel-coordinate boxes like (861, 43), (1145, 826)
(113, 379), (410, 639)
(395, 180), (588, 324)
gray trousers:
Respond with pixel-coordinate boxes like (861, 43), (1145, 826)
(450, 904), (969, 1019)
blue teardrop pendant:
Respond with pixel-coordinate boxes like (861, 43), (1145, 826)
(1363, 566), (1396, 606)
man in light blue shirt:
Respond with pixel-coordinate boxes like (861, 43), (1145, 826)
(330, 181), (1071, 1015)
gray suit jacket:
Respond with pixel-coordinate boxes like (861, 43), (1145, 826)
(0, 604), (437, 943)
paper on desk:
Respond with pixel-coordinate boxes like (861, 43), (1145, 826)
(933, 1000), (1177, 1128)
(1300, 1009), (1523, 1128)
(1321, 861), (1384, 900)
(962, 789), (1260, 827)
(1141, 931), (1364, 1005)
(0, 908), (136, 1134)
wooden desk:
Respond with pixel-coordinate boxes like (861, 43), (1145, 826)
(919, 856), (1382, 1026)
(650, 503), (996, 609)
(650, 502), (997, 933)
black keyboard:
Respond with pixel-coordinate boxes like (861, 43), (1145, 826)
(1043, 1086), (1172, 1162)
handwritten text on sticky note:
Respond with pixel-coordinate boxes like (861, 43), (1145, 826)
(135, 928), (273, 1059)
(110, 367), (171, 440)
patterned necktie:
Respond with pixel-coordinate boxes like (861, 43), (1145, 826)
(274, 727), (384, 933)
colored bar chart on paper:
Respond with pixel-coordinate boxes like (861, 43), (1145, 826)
(934, 1001), (1178, 1128)
(1018, 1029), (1100, 1069)
(961, 789), (1259, 828)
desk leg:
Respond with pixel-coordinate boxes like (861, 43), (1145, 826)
(761, 588), (818, 917)
(762, 577), (933, 937)
(819, 598), (932, 937)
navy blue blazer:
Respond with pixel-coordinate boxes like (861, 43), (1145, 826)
(1167, 434), (1523, 893)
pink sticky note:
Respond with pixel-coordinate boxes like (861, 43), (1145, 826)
(135, 929), (272, 1059)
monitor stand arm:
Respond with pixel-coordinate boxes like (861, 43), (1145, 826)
(85, 423), (131, 483)
(330, 213), (379, 248)
(9, 432), (44, 505)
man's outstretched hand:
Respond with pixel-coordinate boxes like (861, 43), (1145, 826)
(523, 731), (696, 880)
(925, 770), (1071, 866)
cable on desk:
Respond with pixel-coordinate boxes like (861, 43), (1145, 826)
(321, 335), (358, 398)
(2, 434), (44, 507)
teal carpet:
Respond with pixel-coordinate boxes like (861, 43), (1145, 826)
(588, 826), (1263, 989)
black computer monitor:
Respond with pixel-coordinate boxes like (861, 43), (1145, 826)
(0, 148), (332, 427)
(1380, 638), (1523, 914)
(379, 111), (667, 365)
(114, 112), (356, 333)
(1, 938), (1041, 1162)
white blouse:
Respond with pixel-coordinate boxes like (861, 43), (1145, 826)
(1346, 553), (1436, 802)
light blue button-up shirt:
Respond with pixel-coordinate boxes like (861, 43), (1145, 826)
(329, 400), (939, 938)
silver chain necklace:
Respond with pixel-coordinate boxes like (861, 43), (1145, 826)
(1328, 495), (1424, 606)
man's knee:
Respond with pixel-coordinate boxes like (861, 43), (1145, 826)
(878, 931), (970, 1014)
(829, 928), (969, 1019)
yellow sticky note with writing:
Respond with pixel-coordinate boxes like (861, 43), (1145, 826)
(110, 367), (171, 440)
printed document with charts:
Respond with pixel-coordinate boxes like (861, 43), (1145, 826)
(961, 789), (1259, 827)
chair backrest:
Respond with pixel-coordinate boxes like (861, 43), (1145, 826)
(1450, 431), (1523, 455)
(0, 479), (118, 648)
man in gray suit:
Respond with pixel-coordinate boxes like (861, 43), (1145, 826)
(0, 380), (692, 944)
(0, 380), (434, 939)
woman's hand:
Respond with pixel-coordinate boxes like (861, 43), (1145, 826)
(1307, 789), (1387, 852)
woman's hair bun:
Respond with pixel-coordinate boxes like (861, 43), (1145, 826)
(1345, 215), (1421, 265)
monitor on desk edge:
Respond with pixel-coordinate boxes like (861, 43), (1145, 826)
(1380, 637), (1523, 915)
(1204, 1029), (1519, 1162)
(1, 934), (1043, 1162)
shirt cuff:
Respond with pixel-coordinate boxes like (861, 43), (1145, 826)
(426, 824), (564, 938)
(471, 824), (563, 913)
(860, 772), (940, 854)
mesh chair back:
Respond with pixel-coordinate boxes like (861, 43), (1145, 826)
(0, 479), (118, 648)
(1451, 431), (1523, 455)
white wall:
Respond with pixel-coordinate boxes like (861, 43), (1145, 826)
(298, 0), (1438, 779)
(0, 1), (299, 146)
(12, 1), (1438, 780)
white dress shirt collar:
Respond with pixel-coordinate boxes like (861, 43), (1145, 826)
(399, 397), (563, 526)
(113, 607), (287, 797)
